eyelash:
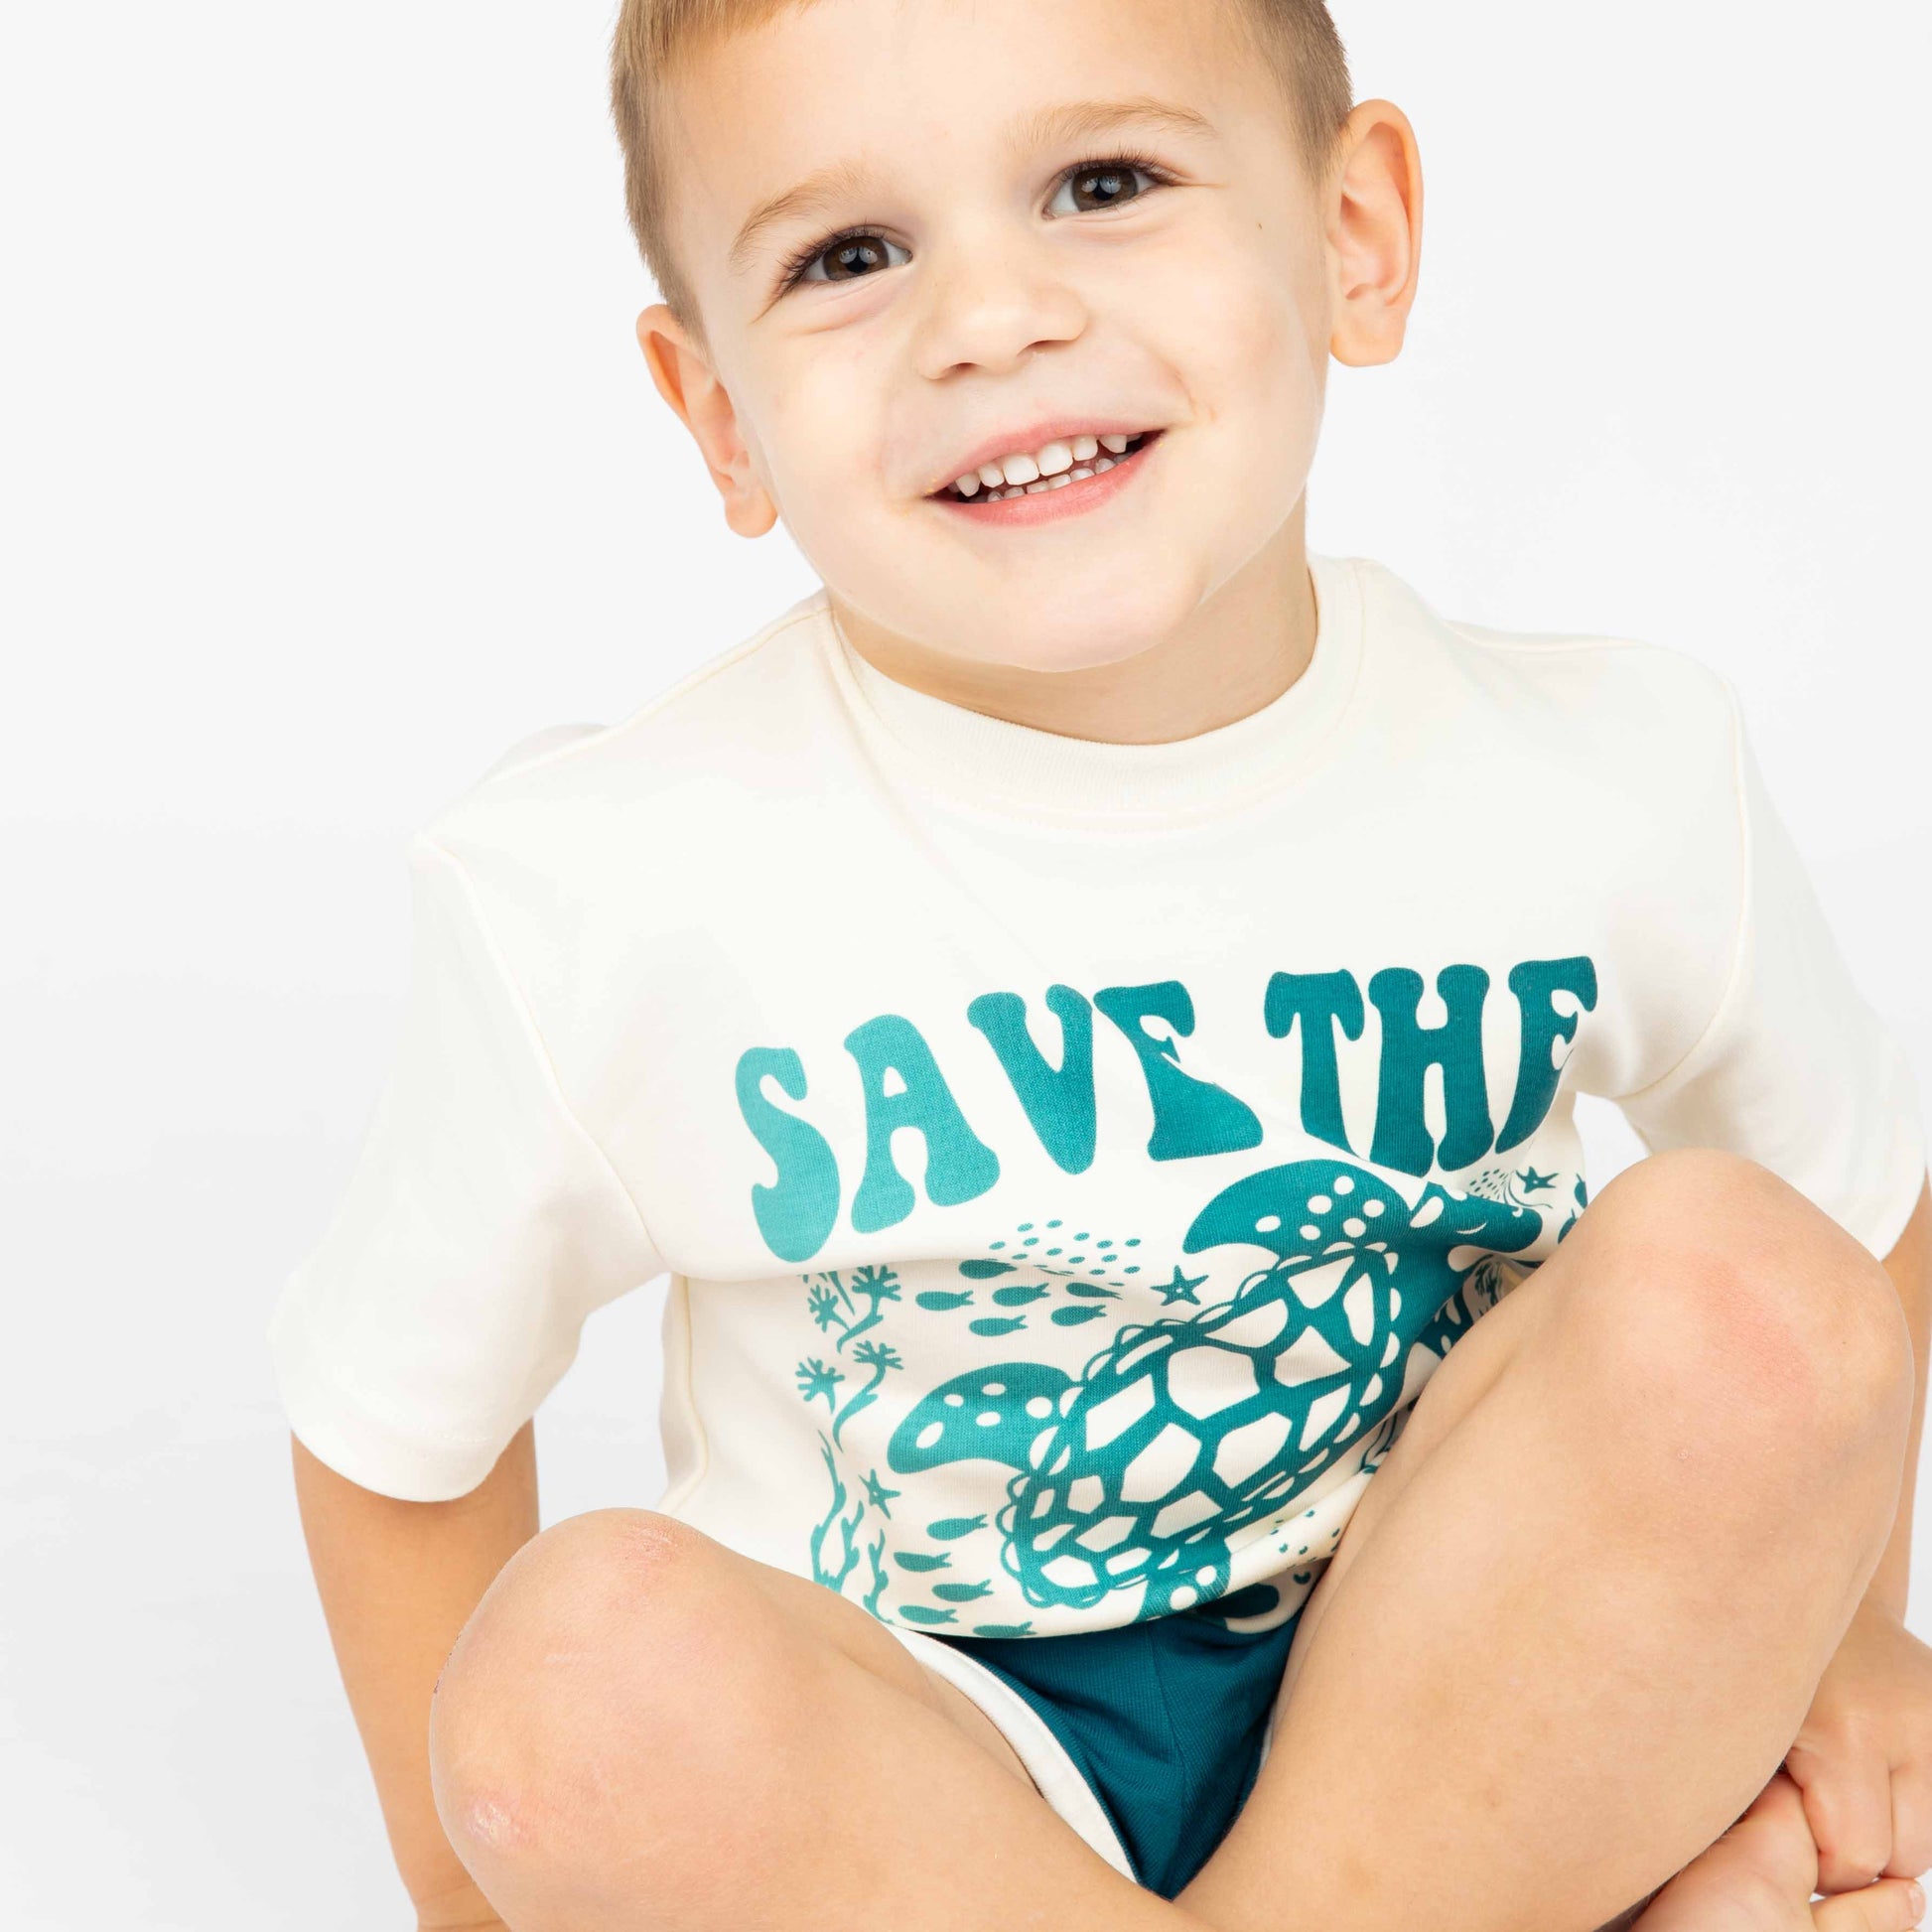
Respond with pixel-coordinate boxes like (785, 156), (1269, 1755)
(774, 150), (1177, 294)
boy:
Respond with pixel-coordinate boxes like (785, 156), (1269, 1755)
(272, 0), (1932, 1927)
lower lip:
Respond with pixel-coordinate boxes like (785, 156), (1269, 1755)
(927, 434), (1164, 528)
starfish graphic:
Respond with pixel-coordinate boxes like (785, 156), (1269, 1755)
(1515, 1167), (1558, 1193)
(862, 1468), (901, 1515)
(1153, 1265), (1208, 1307)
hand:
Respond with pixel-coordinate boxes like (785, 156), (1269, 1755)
(1785, 1602), (1932, 1896)
(1623, 1768), (1924, 1931)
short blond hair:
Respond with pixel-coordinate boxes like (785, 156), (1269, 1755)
(611, 0), (1353, 344)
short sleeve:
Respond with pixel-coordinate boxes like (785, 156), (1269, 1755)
(268, 832), (663, 1500)
(1613, 689), (1926, 1259)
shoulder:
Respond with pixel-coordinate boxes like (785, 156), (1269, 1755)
(1350, 555), (1739, 746)
(1441, 614), (1739, 759)
(418, 587), (837, 878)
(1343, 556), (1746, 830)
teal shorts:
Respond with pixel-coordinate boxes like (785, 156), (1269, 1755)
(888, 1584), (1306, 1899)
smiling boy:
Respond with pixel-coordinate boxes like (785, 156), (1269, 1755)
(274, 3), (1932, 1929)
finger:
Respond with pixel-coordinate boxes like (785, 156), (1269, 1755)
(1812, 1875), (1925, 1931)
(1751, 1766), (1817, 1829)
(1889, 1759), (1932, 1881)
(1790, 1743), (1899, 1894)
(1734, 1769), (1830, 1893)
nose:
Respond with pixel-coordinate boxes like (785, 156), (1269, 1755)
(910, 229), (1089, 380)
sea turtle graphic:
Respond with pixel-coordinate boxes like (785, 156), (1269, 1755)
(888, 1158), (1544, 1618)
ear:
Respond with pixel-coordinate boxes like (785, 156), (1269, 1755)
(634, 304), (779, 538)
(1325, 100), (1425, 368)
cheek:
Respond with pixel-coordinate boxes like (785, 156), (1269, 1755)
(749, 344), (880, 508)
(1163, 264), (1324, 511)
(754, 365), (918, 585)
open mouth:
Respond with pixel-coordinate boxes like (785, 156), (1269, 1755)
(930, 430), (1163, 504)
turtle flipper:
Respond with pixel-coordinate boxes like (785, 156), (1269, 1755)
(1410, 1180), (1544, 1256)
(889, 1362), (1074, 1474)
(1143, 1547), (1232, 1618)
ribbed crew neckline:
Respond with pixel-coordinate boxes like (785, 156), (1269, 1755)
(815, 552), (1366, 823)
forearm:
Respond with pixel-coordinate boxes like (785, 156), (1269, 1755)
(1866, 1178), (1931, 1621)
(291, 1422), (539, 1922)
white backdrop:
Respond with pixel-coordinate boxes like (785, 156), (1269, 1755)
(3, 2), (1927, 1925)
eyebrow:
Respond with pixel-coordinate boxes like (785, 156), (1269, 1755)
(726, 95), (1218, 276)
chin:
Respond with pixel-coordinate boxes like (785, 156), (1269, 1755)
(959, 581), (1196, 677)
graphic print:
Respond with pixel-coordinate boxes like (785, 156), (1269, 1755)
(760, 956), (1598, 1632)
(895, 1158), (1542, 1616)
(739, 958), (1601, 1260)
(796, 1157), (1569, 1632)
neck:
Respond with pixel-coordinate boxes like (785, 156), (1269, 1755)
(827, 502), (1317, 748)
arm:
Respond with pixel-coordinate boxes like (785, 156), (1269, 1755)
(292, 1422), (539, 1930)
(1865, 1176), (1932, 1621)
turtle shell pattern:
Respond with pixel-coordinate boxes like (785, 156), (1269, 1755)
(889, 1157), (1545, 1618)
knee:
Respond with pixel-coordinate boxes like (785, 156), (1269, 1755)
(428, 1508), (722, 1870)
(1573, 1150), (1912, 1462)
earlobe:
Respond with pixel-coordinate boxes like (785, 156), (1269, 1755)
(634, 303), (779, 539)
(1326, 100), (1426, 369)
(725, 492), (780, 540)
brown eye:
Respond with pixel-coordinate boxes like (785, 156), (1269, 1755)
(1047, 161), (1161, 217)
(796, 232), (908, 286)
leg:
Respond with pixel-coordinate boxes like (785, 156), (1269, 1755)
(426, 1506), (1218, 1931)
(1173, 1149), (1916, 1932)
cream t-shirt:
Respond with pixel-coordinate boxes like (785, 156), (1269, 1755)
(269, 554), (1926, 1640)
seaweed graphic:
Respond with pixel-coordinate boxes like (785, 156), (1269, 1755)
(795, 1356), (844, 1414)
(807, 1432), (867, 1592)
(862, 1527), (891, 1616)
(807, 1264), (902, 1348)
(798, 1269), (913, 1605)
(793, 1344), (902, 1448)
(830, 1338), (902, 1447)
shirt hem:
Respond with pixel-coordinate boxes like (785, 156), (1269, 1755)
(268, 1295), (520, 1503)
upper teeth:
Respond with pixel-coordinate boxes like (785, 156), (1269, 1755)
(951, 432), (1139, 498)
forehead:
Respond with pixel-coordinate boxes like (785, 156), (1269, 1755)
(658, 0), (1272, 282)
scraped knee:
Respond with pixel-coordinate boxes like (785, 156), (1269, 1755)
(428, 1508), (733, 1871)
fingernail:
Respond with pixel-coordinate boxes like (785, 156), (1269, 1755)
(1910, 1878), (1926, 1912)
